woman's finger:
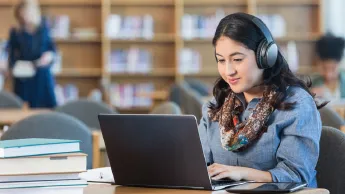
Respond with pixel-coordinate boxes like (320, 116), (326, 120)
(211, 172), (229, 180)
(208, 166), (226, 177)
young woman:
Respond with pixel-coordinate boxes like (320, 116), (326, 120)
(7, 0), (57, 108)
(198, 13), (325, 188)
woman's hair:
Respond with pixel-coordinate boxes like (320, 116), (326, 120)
(14, 0), (41, 28)
(209, 13), (326, 114)
(315, 33), (345, 62)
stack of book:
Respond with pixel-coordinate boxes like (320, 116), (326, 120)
(0, 138), (87, 190)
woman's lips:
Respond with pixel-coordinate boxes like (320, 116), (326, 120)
(228, 78), (240, 85)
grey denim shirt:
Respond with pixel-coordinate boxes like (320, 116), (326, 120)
(198, 86), (321, 188)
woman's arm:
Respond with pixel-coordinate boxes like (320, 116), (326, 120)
(208, 92), (321, 186)
(37, 18), (57, 67)
(7, 28), (18, 70)
(268, 94), (321, 185)
(198, 101), (214, 165)
(208, 163), (272, 182)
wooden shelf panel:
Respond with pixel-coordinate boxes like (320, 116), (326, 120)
(0, 0), (101, 6)
(55, 68), (102, 78)
(55, 37), (101, 43)
(182, 34), (321, 43)
(109, 34), (175, 43)
(184, 0), (246, 6)
(256, 0), (320, 6)
(111, 0), (174, 6)
(136, 90), (168, 100)
(108, 68), (175, 77)
(182, 72), (219, 77)
(110, 72), (175, 77)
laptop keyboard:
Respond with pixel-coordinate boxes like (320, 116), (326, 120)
(211, 179), (235, 186)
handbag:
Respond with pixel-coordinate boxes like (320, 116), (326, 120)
(12, 60), (36, 78)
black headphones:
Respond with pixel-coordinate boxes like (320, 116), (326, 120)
(236, 13), (279, 69)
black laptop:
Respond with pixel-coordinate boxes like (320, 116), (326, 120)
(98, 114), (250, 190)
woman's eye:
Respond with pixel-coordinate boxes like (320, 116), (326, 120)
(218, 59), (225, 63)
(233, 59), (242, 62)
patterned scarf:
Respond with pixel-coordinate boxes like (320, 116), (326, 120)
(208, 87), (280, 152)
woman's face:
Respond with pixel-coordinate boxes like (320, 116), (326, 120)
(318, 59), (339, 82)
(17, 8), (27, 25)
(215, 36), (264, 94)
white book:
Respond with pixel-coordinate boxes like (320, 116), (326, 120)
(0, 153), (86, 176)
(0, 173), (80, 183)
(0, 185), (85, 194)
(142, 14), (154, 39)
(0, 139), (80, 158)
(0, 179), (87, 189)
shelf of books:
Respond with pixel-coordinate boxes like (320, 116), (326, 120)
(177, 0), (323, 85)
(103, 0), (175, 113)
(0, 0), (323, 113)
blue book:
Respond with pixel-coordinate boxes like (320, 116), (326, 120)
(0, 138), (80, 158)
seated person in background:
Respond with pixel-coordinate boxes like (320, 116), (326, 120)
(312, 33), (345, 103)
(199, 13), (326, 188)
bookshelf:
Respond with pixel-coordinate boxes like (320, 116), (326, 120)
(0, 0), (324, 113)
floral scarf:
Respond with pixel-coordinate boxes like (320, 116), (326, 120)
(208, 87), (281, 151)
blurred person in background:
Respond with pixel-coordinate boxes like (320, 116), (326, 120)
(7, 0), (57, 108)
(312, 33), (345, 103)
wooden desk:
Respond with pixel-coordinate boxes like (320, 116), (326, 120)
(83, 184), (329, 194)
(0, 109), (50, 126)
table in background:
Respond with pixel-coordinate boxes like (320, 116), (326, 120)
(0, 109), (50, 126)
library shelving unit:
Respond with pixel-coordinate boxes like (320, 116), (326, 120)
(0, 0), (323, 113)
(179, 0), (324, 84)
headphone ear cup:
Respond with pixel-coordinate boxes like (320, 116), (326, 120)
(256, 40), (267, 69)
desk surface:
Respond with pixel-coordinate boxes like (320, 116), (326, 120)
(82, 184), (329, 194)
(0, 109), (50, 125)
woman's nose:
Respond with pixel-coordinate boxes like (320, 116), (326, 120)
(225, 62), (236, 76)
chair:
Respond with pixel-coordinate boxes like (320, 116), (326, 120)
(185, 78), (212, 96)
(150, 101), (182, 115)
(316, 126), (345, 194)
(0, 91), (24, 108)
(0, 112), (100, 169)
(168, 84), (181, 106)
(187, 89), (204, 122)
(55, 99), (116, 130)
(319, 106), (345, 129)
(177, 81), (191, 114)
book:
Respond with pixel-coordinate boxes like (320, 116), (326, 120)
(0, 153), (86, 176)
(0, 185), (85, 194)
(0, 172), (80, 183)
(0, 138), (80, 158)
(0, 179), (87, 189)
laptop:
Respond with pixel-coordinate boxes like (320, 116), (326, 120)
(98, 114), (250, 190)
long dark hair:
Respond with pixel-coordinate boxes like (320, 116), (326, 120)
(209, 13), (326, 114)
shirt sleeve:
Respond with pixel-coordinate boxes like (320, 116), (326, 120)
(198, 101), (214, 165)
(268, 94), (321, 187)
(7, 28), (18, 69)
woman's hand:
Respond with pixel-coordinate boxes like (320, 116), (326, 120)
(208, 163), (273, 182)
(36, 51), (54, 67)
(311, 87), (325, 97)
(207, 163), (246, 181)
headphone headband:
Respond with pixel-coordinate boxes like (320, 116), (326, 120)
(236, 13), (275, 44)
